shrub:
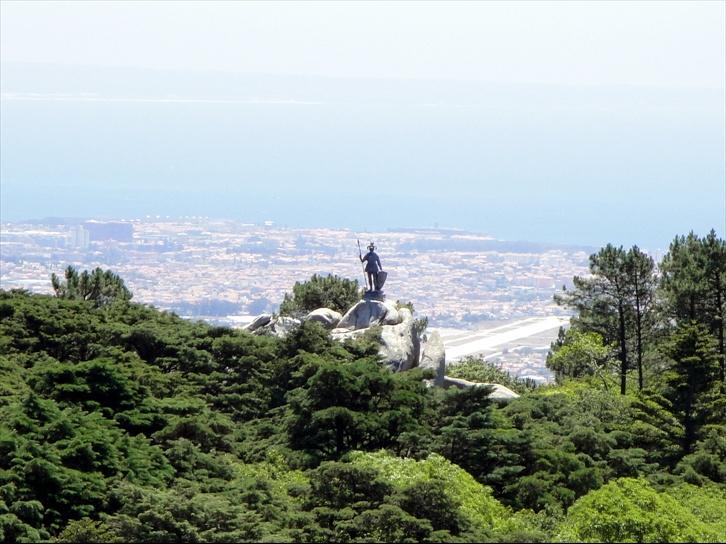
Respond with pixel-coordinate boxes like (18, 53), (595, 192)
(279, 274), (360, 316)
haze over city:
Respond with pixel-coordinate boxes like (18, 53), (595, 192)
(2, 1), (724, 249)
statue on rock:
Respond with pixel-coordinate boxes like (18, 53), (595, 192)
(358, 240), (386, 298)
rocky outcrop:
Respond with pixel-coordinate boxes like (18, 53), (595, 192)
(379, 308), (419, 372)
(337, 299), (389, 330)
(419, 331), (446, 386)
(441, 376), (520, 401)
(255, 316), (301, 338)
(243, 314), (272, 332)
(243, 295), (521, 401)
(304, 308), (342, 329)
(381, 300), (403, 326)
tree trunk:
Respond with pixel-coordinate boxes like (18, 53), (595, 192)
(715, 274), (724, 382)
(618, 300), (628, 395)
(335, 421), (345, 457)
(636, 297), (643, 391)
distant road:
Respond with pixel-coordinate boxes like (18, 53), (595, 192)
(437, 316), (569, 362)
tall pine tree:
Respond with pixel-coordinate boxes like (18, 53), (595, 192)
(625, 246), (657, 390)
(660, 231), (726, 381)
(663, 323), (721, 454)
(556, 244), (631, 394)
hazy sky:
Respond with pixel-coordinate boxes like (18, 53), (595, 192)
(1, 1), (725, 248)
(2, 1), (724, 87)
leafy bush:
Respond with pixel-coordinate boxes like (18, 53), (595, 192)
(555, 478), (723, 543)
(546, 329), (611, 383)
(348, 451), (508, 532)
(278, 274), (360, 316)
(446, 357), (537, 394)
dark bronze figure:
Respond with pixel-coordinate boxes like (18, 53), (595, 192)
(358, 241), (384, 292)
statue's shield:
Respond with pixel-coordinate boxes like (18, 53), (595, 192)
(375, 270), (387, 290)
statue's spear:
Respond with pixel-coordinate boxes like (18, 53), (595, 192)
(357, 239), (367, 291)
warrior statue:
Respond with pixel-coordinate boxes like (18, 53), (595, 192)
(358, 241), (386, 292)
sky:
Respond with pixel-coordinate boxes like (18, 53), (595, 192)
(2, 1), (725, 87)
(1, 0), (725, 248)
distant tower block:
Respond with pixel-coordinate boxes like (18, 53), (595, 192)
(84, 221), (134, 242)
(67, 225), (90, 250)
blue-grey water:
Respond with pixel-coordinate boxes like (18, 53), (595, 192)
(2, 65), (724, 249)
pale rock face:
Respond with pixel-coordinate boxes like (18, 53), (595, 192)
(382, 300), (403, 326)
(304, 308), (342, 329)
(488, 384), (520, 400)
(244, 314), (272, 332)
(419, 331), (446, 386)
(378, 308), (419, 372)
(337, 300), (390, 330)
(254, 316), (301, 338)
(441, 376), (520, 401)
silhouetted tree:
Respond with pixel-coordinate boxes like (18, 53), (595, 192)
(51, 266), (132, 306)
(556, 244), (631, 394)
(625, 246), (657, 390)
(660, 231), (726, 381)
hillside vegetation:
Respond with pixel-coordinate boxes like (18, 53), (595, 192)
(0, 231), (724, 542)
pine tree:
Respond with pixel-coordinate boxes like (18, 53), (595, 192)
(51, 266), (132, 306)
(556, 244), (631, 394)
(702, 230), (726, 381)
(663, 323), (720, 454)
(660, 231), (726, 381)
(625, 246), (657, 390)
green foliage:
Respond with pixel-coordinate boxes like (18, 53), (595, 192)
(0, 393), (173, 538)
(448, 357), (538, 394)
(556, 244), (631, 394)
(675, 428), (726, 484)
(28, 357), (146, 415)
(658, 230), (726, 381)
(546, 329), (611, 383)
(51, 265), (132, 306)
(287, 359), (427, 461)
(412, 316), (429, 338)
(348, 451), (508, 533)
(499, 384), (653, 511)
(300, 459), (461, 542)
(662, 322), (721, 454)
(57, 518), (118, 543)
(556, 243), (664, 393)
(279, 273), (360, 316)
(663, 483), (726, 540)
(94, 482), (266, 543)
(1, 238), (724, 544)
(555, 478), (723, 543)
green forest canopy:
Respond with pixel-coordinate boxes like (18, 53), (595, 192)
(0, 230), (724, 543)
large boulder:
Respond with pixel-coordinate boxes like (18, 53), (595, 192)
(338, 299), (390, 330)
(441, 376), (520, 401)
(419, 331), (446, 386)
(272, 316), (301, 337)
(255, 316), (301, 338)
(382, 300), (403, 326)
(379, 308), (419, 372)
(304, 308), (342, 329)
(243, 314), (272, 332)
